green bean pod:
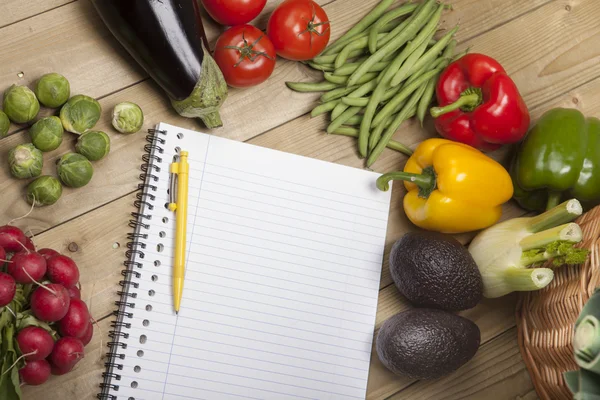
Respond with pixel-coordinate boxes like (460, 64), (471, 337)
(369, 100), (407, 152)
(326, 0), (398, 55)
(372, 66), (442, 127)
(307, 61), (335, 72)
(321, 85), (360, 103)
(311, 100), (339, 117)
(335, 34), (385, 69)
(367, 3), (419, 53)
(357, 3), (441, 157)
(332, 127), (413, 156)
(392, 25), (459, 87)
(286, 81), (340, 92)
(367, 84), (427, 167)
(324, 72), (378, 86)
(331, 79), (378, 120)
(327, 106), (362, 134)
(345, 115), (363, 125)
(347, 0), (437, 87)
(313, 48), (366, 65)
(333, 60), (390, 76)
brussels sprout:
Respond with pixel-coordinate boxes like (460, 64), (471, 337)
(56, 153), (93, 188)
(76, 131), (110, 161)
(3, 85), (40, 124)
(29, 116), (64, 152)
(59, 95), (102, 134)
(0, 111), (9, 138)
(112, 102), (144, 134)
(35, 73), (70, 108)
(26, 176), (62, 206)
(8, 143), (43, 179)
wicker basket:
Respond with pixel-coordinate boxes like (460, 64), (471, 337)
(516, 205), (600, 400)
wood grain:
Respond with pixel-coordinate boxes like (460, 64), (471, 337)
(0, 0), (73, 28)
(386, 328), (537, 400)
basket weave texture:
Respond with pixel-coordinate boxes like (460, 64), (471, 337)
(516, 205), (600, 400)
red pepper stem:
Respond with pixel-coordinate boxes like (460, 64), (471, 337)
(430, 87), (483, 118)
(376, 166), (437, 198)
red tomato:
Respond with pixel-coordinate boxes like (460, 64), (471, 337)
(266, 0), (331, 61)
(214, 25), (276, 88)
(200, 0), (266, 26)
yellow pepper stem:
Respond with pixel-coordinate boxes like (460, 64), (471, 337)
(376, 166), (436, 197)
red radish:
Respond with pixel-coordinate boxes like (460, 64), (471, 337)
(24, 236), (36, 252)
(67, 285), (81, 299)
(19, 359), (51, 386)
(8, 252), (47, 284)
(16, 326), (55, 361)
(0, 272), (16, 307)
(30, 284), (70, 322)
(80, 322), (93, 346)
(38, 248), (60, 260)
(58, 299), (90, 338)
(0, 246), (6, 261)
(46, 255), (80, 288)
(0, 225), (28, 253)
(49, 337), (84, 370)
(50, 361), (72, 376)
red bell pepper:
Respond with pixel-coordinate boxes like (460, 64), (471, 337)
(429, 53), (530, 151)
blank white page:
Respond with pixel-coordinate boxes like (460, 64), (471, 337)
(110, 122), (392, 400)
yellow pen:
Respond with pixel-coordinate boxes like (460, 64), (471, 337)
(168, 151), (190, 314)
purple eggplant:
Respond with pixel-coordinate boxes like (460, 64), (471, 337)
(91, 0), (228, 128)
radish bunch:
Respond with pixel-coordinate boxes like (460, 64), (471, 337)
(0, 225), (93, 392)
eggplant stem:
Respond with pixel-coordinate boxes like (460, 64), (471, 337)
(527, 199), (583, 233)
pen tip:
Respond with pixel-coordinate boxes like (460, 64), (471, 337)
(175, 311), (178, 315)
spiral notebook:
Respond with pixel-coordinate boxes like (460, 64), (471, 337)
(98, 122), (393, 400)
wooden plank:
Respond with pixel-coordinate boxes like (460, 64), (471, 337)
(22, 317), (112, 400)
(0, 0), (73, 28)
(386, 328), (537, 400)
(0, 0), (554, 138)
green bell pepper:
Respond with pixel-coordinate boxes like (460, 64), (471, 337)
(511, 108), (600, 211)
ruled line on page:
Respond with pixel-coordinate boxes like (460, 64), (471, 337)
(203, 160), (390, 205)
(201, 170), (388, 213)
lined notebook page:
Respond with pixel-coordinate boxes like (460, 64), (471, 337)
(112, 122), (392, 400)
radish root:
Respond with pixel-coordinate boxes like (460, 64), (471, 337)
(6, 306), (16, 319)
(1, 350), (38, 376)
(15, 240), (30, 253)
(0, 259), (13, 263)
(90, 315), (104, 362)
(22, 268), (57, 296)
(8, 199), (35, 226)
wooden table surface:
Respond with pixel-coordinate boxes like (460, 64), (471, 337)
(1, 0), (599, 398)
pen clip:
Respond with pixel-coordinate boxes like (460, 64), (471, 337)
(168, 155), (179, 208)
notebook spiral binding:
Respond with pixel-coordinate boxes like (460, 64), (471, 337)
(97, 128), (167, 400)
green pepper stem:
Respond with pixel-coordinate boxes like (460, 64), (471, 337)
(519, 223), (582, 251)
(503, 267), (554, 292)
(546, 191), (562, 211)
(376, 166), (436, 197)
(430, 87), (483, 117)
(526, 199), (583, 233)
(573, 316), (600, 366)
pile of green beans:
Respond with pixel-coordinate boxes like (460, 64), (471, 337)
(285, 0), (464, 167)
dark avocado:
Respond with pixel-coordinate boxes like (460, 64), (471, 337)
(389, 231), (483, 311)
(376, 308), (481, 380)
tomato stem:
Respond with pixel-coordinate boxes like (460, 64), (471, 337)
(298, 3), (330, 49)
(223, 31), (275, 67)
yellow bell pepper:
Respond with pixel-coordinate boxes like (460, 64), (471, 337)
(377, 138), (514, 233)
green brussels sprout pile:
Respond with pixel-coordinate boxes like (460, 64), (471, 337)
(3, 71), (145, 208)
